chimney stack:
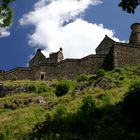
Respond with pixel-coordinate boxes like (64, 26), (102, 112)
(37, 48), (41, 53)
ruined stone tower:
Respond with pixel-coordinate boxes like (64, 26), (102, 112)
(129, 23), (140, 46)
(48, 48), (64, 63)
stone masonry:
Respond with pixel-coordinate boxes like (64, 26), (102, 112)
(1, 23), (140, 80)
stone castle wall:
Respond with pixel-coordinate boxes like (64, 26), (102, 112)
(0, 54), (106, 80)
(1, 68), (31, 80)
(113, 44), (140, 67)
(1, 23), (140, 81)
(101, 47), (114, 70)
(2, 44), (140, 81)
(30, 64), (56, 80)
(55, 54), (106, 79)
(29, 54), (106, 80)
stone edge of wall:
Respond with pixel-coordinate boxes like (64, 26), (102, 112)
(0, 54), (107, 80)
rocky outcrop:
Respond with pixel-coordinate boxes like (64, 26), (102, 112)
(94, 77), (112, 90)
(0, 83), (28, 97)
(0, 96), (47, 110)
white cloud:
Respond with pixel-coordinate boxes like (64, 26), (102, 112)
(20, 0), (122, 58)
(0, 27), (10, 38)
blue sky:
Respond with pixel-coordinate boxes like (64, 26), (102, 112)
(0, 0), (140, 70)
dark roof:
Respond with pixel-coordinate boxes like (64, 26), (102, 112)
(131, 23), (140, 29)
(95, 35), (115, 51)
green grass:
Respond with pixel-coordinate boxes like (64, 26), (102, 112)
(1, 65), (140, 139)
(0, 105), (46, 140)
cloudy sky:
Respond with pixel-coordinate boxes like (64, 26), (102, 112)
(0, 0), (140, 70)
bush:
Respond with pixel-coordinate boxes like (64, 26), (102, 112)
(100, 94), (113, 106)
(96, 69), (105, 78)
(123, 80), (140, 120)
(11, 77), (18, 81)
(119, 76), (124, 81)
(54, 104), (67, 118)
(77, 74), (88, 82)
(114, 68), (122, 73)
(37, 85), (47, 94)
(28, 84), (37, 92)
(55, 81), (70, 97)
(28, 84), (47, 93)
(80, 96), (96, 117)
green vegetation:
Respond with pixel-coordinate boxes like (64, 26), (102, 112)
(55, 80), (70, 97)
(1, 65), (140, 139)
(28, 84), (48, 94)
(119, 0), (140, 14)
(0, 0), (15, 28)
(96, 69), (105, 78)
(123, 80), (140, 119)
(77, 74), (88, 82)
(10, 77), (18, 81)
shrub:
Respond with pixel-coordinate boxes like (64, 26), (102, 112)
(119, 76), (124, 81)
(114, 76), (124, 86)
(54, 104), (67, 118)
(80, 96), (96, 117)
(37, 85), (47, 94)
(11, 77), (18, 81)
(55, 81), (70, 97)
(96, 69), (105, 78)
(76, 96), (102, 139)
(28, 84), (47, 94)
(123, 80), (140, 120)
(28, 84), (37, 92)
(100, 94), (113, 106)
(114, 68), (122, 73)
(77, 74), (88, 82)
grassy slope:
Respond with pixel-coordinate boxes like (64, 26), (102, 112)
(0, 65), (140, 139)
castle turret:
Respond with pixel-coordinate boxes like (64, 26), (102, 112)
(129, 23), (140, 46)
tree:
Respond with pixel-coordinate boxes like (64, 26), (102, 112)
(119, 0), (140, 14)
(0, 0), (15, 28)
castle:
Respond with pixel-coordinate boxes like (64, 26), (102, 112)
(0, 23), (140, 81)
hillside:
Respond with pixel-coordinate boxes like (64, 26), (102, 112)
(0, 66), (140, 140)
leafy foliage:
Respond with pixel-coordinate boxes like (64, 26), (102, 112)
(28, 84), (47, 93)
(119, 0), (140, 13)
(54, 104), (67, 118)
(77, 74), (88, 82)
(55, 81), (70, 96)
(80, 96), (96, 115)
(10, 77), (18, 81)
(96, 69), (105, 78)
(123, 80), (140, 119)
(0, 0), (15, 28)
(28, 84), (37, 92)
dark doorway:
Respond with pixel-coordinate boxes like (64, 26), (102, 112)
(40, 74), (44, 80)
(40, 72), (46, 80)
